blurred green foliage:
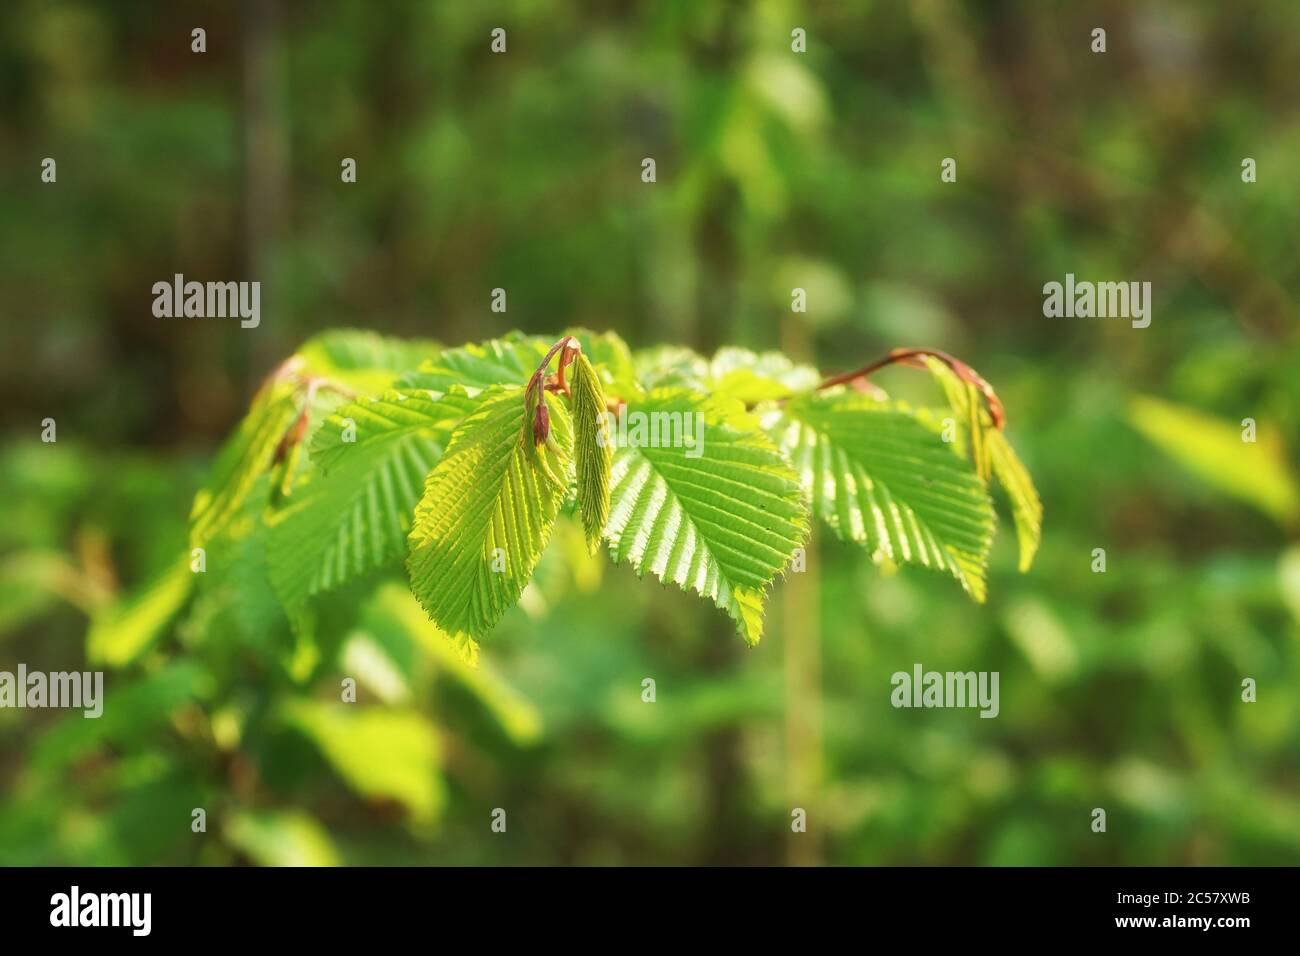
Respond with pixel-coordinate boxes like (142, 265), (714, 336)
(2, 0), (1299, 865)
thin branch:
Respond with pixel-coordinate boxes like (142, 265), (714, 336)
(813, 347), (1006, 429)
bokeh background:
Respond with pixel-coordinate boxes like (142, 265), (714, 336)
(2, 0), (1299, 865)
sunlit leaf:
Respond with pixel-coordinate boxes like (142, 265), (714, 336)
(282, 700), (443, 825)
(267, 388), (479, 612)
(406, 386), (573, 644)
(398, 332), (550, 395)
(571, 353), (613, 554)
(771, 390), (996, 600)
(189, 380), (299, 547)
(1130, 395), (1300, 524)
(605, 389), (807, 645)
(225, 810), (342, 867)
(87, 553), (193, 667)
(917, 355), (1041, 572)
(709, 346), (821, 404)
(563, 328), (643, 402)
(295, 328), (440, 396)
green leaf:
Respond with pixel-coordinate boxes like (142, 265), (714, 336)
(189, 380), (299, 546)
(360, 583), (543, 743)
(1129, 395), (1300, 523)
(916, 355), (990, 478)
(406, 386), (573, 644)
(571, 353), (613, 554)
(225, 810), (342, 867)
(632, 345), (710, 390)
(310, 387), (477, 473)
(187, 474), (295, 655)
(295, 328), (439, 396)
(267, 388), (481, 613)
(190, 373), (352, 548)
(282, 700), (443, 825)
(563, 327), (644, 401)
(191, 331), (436, 548)
(87, 553), (193, 667)
(605, 389), (807, 645)
(987, 429), (1042, 572)
(709, 346), (821, 404)
(773, 391), (996, 601)
(918, 355), (1041, 570)
(397, 332), (550, 395)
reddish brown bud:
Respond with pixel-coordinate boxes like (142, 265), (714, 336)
(274, 407), (310, 464)
(532, 398), (551, 446)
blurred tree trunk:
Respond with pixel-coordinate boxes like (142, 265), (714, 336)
(240, 0), (287, 381)
(698, 613), (755, 865)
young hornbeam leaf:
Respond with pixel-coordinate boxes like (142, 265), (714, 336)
(562, 327), (643, 402)
(270, 437), (305, 506)
(965, 380), (989, 482)
(773, 390), (997, 601)
(190, 357), (359, 546)
(398, 333), (552, 395)
(785, 347), (1039, 578)
(571, 352), (613, 554)
(267, 388), (481, 614)
(605, 389), (807, 645)
(406, 386), (574, 648)
(293, 329), (442, 395)
(915, 355), (1041, 571)
(708, 347), (821, 404)
(270, 383), (318, 506)
(986, 429), (1042, 572)
(190, 372), (300, 546)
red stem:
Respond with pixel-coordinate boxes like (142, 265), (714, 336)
(815, 347), (1006, 429)
(526, 335), (581, 403)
